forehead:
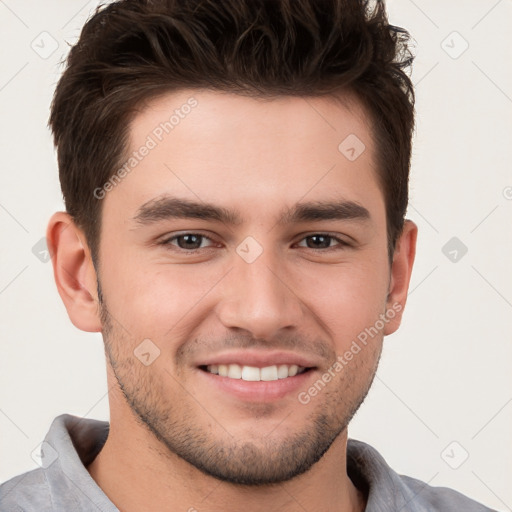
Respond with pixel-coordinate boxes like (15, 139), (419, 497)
(107, 89), (383, 222)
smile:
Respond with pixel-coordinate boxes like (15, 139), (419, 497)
(202, 364), (308, 381)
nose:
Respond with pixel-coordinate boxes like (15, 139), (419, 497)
(215, 245), (304, 340)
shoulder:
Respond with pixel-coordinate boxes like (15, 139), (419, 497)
(398, 473), (497, 511)
(347, 439), (497, 512)
(0, 468), (53, 512)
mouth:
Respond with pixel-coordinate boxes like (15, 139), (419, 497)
(199, 363), (313, 382)
(194, 350), (320, 402)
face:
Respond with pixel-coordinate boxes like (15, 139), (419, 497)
(96, 89), (395, 485)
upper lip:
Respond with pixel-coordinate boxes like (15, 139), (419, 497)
(195, 350), (320, 369)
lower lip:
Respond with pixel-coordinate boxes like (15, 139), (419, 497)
(197, 368), (316, 402)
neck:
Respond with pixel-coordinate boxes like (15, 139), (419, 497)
(87, 390), (366, 512)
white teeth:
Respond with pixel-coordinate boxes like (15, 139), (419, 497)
(260, 365), (278, 381)
(205, 363), (306, 381)
(277, 364), (289, 379)
(288, 364), (298, 377)
(227, 364), (242, 379)
(241, 366), (260, 381)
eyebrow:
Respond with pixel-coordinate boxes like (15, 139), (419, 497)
(132, 195), (371, 227)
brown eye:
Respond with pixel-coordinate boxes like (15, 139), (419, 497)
(297, 234), (348, 250)
(160, 233), (216, 251)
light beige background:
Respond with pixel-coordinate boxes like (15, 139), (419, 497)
(1, 1), (511, 510)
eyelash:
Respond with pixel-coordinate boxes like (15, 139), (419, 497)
(159, 232), (350, 253)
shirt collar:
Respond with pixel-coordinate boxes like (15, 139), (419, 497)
(43, 413), (428, 512)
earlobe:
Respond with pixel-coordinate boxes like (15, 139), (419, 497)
(383, 220), (418, 336)
(46, 212), (102, 333)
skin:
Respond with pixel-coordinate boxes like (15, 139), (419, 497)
(47, 89), (417, 512)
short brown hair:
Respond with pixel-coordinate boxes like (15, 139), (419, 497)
(49, 0), (414, 266)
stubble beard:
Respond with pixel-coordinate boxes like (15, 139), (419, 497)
(98, 291), (382, 486)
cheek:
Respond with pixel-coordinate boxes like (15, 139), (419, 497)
(101, 255), (229, 339)
(100, 238), (390, 345)
(294, 258), (390, 335)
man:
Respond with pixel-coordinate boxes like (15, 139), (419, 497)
(0, 0), (496, 511)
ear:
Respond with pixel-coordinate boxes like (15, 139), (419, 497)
(46, 212), (102, 332)
(383, 220), (418, 336)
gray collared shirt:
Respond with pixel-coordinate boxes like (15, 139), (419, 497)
(0, 414), (496, 511)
